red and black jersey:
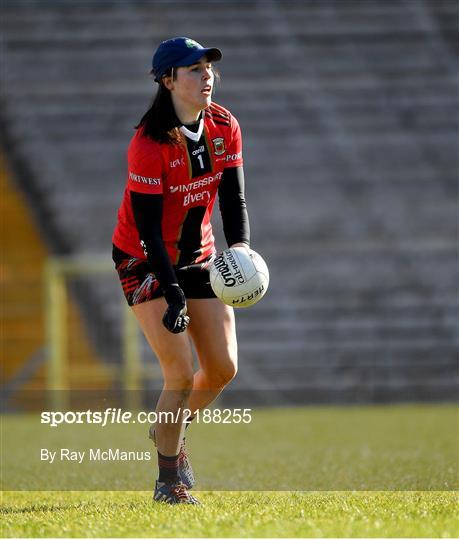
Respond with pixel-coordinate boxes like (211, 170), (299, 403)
(113, 102), (243, 267)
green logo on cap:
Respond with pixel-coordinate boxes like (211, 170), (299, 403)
(185, 39), (199, 49)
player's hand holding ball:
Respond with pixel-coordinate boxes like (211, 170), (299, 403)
(210, 245), (269, 308)
(163, 284), (190, 333)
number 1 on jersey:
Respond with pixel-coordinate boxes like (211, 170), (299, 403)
(186, 136), (212, 178)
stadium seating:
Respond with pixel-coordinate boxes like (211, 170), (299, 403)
(2, 0), (457, 403)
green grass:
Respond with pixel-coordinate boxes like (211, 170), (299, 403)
(1, 404), (458, 537)
(1, 490), (458, 537)
(2, 404), (457, 490)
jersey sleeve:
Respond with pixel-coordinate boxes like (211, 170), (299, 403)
(218, 166), (250, 247)
(130, 192), (179, 290)
(127, 135), (164, 195)
(225, 115), (244, 168)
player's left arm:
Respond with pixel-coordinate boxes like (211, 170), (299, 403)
(218, 113), (250, 249)
(218, 165), (250, 248)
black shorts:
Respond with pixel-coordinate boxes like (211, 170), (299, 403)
(112, 245), (216, 306)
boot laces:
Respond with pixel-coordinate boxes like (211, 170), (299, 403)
(170, 482), (190, 501)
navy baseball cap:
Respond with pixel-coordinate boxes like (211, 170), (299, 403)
(152, 37), (222, 82)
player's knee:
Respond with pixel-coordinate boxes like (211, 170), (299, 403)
(222, 362), (238, 385)
(208, 358), (238, 388)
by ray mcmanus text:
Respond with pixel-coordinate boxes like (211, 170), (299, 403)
(40, 448), (152, 464)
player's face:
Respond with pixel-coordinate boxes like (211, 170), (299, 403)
(168, 58), (214, 120)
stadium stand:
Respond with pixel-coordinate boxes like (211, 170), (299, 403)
(1, 155), (109, 408)
(2, 0), (458, 404)
(1, 154), (47, 388)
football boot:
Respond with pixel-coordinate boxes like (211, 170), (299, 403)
(153, 480), (200, 504)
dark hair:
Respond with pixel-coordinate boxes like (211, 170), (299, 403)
(136, 65), (220, 145)
(135, 68), (182, 144)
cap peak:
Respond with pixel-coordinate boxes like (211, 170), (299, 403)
(152, 37), (222, 82)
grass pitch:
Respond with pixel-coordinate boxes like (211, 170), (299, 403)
(2, 490), (458, 537)
(1, 403), (458, 537)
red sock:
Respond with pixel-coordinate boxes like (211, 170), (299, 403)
(157, 451), (179, 484)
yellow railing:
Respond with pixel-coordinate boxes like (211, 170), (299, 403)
(44, 256), (143, 410)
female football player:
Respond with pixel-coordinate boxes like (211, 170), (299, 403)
(112, 37), (250, 504)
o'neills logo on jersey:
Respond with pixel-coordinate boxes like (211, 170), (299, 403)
(129, 172), (161, 186)
(192, 145), (205, 156)
(212, 137), (225, 156)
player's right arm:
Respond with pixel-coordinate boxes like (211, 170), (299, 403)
(128, 135), (189, 333)
(130, 193), (189, 333)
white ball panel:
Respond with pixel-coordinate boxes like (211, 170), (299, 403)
(210, 247), (269, 308)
